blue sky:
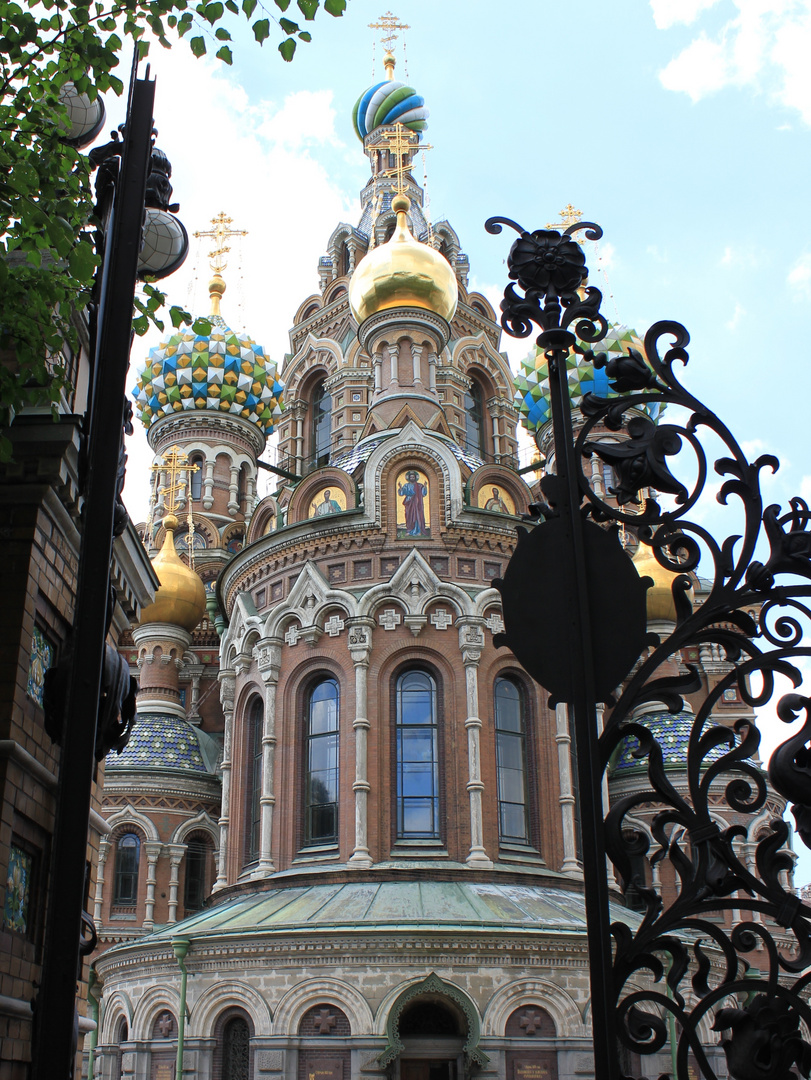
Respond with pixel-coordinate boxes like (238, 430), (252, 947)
(118, 0), (811, 883)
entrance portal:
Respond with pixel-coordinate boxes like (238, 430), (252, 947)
(400, 1063), (457, 1080)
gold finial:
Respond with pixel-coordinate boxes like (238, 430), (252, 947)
(152, 445), (200, 517)
(193, 212), (248, 317)
(547, 203), (583, 231)
(369, 11), (410, 67)
(378, 122), (430, 196)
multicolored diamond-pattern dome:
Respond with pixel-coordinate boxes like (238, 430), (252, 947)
(352, 80), (428, 141)
(514, 324), (664, 433)
(106, 714), (210, 773)
(611, 711), (728, 775)
(132, 317), (284, 433)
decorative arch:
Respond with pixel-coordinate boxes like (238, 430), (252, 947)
(359, 549), (474, 622)
(170, 809), (219, 847)
(190, 979), (272, 1037)
(365, 422), (466, 528)
(104, 804), (160, 843)
(482, 979), (585, 1038)
(131, 984), (182, 1041)
(378, 973), (488, 1070)
(246, 497), (278, 543)
(99, 990), (135, 1043)
(273, 976), (374, 1036)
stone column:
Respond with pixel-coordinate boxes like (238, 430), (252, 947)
(373, 349), (383, 395)
(410, 342), (423, 385)
(143, 842), (162, 930)
(228, 462), (240, 514)
(459, 619), (492, 868)
(556, 702), (582, 875)
(245, 472), (257, 525)
(187, 665), (203, 725)
(348, 620), (374, 867)
(93, 839), (109, 927)
(166, 843), (186, 924)
(596, 704), (619, 889)
(388, 343), (399, 387)
(202, 459), (215, 510)
(214, 669), (236, 891)
(255, 639), (282, 876)
(428, 350), (437, 393)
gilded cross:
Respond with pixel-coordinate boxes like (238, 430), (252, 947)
(546, 203), (583, 231)
(193, 211), (248, 275)
(151, 445), (199, 516)
(378, 123), (429, 195)
(368, 10), (409, 53)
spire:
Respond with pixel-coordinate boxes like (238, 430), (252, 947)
(192, 211), (248, 320)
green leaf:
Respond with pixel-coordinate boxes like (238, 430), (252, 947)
(225, 1), (238, 12)
(170, 306), (192, 328)
(252, 17), (269, 41)
(324, 0), (345, 14)
(190, 34), (206, 55)
(279, 16), (298, 32)
(241, 0), (256, 15)
(137, 37), (150, 58)
(192, 317), (212, 335)
(216, 44), (232, 63)
(273, 0), (290, 9)
(215, 25), (230, 37)
(203, 2), (222, 22)
(278, 36), (295, 60)
(297, 29), (311, 40)
(297, 0), (318, 18)
(68, 240), (97, 281)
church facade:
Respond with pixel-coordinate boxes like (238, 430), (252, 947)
(88, 49), (769, 1080)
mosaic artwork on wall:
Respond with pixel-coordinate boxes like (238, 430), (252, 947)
(396, 468), (430, 539)
(477, 485), (515, 515)
(309, 487), (346, 519)
(27, 626), (54, 707)
(4, 843), (33, 934)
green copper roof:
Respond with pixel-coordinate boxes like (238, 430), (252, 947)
(136, 881), (639, 943)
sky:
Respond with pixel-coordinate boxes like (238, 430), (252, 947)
(110, 0), (811, 883)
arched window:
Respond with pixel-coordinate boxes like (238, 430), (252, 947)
(221, 1015), (250, 1080)
(189, 454), (203, 501)
(396, 670), (440, 840)
(113, 833), (140, 905)
(495, 677), (530, 844)
(464, 380), (485, 457)
(244, 699), (264, 865)
(311, 379), (332, 467)
(304, 679), (339, 846)
(183, 835), (209, 913)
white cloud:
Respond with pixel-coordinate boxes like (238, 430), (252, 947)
(719, 245), (758, 268)
(594, 240), (617, 272)
(650, 0), (722, 30)
(257, 89), (342, 148)
(788, 252), (811, 300)
(726, 301), (745, 329)
(656, 0), (811, 125)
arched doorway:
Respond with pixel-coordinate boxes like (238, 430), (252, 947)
(379, 974), (488, 1078)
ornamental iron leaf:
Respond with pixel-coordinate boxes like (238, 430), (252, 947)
(488, 215), (811, 1080)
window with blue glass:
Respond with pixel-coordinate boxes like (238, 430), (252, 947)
(396, 669), (440, 840)
(464, 380), (485, 457)
(245, 699), (264, 864)
(189, 454), (204, 500)
(311, 379), (332, 467)
(305, 679), (339, 845)
(113, 833), (140, 905)
(495, 676), (530, 844)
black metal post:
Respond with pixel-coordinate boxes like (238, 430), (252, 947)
(544, 331), (619, 1080)
(31, 70), (154, 1080)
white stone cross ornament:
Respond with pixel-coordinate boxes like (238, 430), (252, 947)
(430, 609), (453, 630)
(485, 612), (505, 635)
(324, 615), (345, 637)
(379, 608), (402, 630)
(284, 625), (300, 646)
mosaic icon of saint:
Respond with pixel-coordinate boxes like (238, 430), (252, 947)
(398, 469), (429, 537)
(312, 489), (342, 517)
(484, 486), (509, 514)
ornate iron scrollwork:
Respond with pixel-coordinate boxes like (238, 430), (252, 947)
(486, 215), (811, 1080)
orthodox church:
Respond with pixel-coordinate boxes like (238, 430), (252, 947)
(86, 39), (777, 1080)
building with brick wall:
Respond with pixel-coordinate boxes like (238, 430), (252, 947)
(86, 52), (787, 1080)
(0, 309), (158, 1080)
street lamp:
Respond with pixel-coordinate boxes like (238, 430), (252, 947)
(487, 214), (811, 1080)
(33, 59), (188, 1080)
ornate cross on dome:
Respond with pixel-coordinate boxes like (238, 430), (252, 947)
(378, 123), (428, 195)
(368, 11), (409, 55)
(152, 445), (198, 516)
(546, 203), (583, 232)
(193, 211), (247, 275)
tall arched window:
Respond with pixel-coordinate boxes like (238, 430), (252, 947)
(495, 677), (530, 845)
(464, 380), (485, 457)
(189, 454), (203, 501)
(305, 679), (339, 846)
(183, 834), (210, 913)
(220, 1014), (251, 1080)
(113, 833), (140, 905)
(245, 699), (264, 865)
(311, 380), (332, 467)
(396, 670), (440, 840)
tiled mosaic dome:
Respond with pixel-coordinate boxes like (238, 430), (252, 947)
(106, 714), (218, 774)
(611, 711), (727, 775)
(514, 324), (665, 433)
(132, 316), (284, 433)
(352, 79), (428, 140)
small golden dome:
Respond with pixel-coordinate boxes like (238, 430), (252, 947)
(139, 514), (207, 632)
(349, 195), (458, 325)
(632, 543), (694, 623)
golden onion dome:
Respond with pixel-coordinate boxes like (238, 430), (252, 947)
(138, 514), (207, 632)
(349, 194), (458, 325)
(632, 543), (694, 623)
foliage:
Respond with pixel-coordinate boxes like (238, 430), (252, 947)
(0, 0), (346, 460)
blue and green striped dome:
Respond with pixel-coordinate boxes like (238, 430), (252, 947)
(352, 79), (428, 141)
(132, 316), (284, 434)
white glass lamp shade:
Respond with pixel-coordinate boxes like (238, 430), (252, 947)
(57, 83), (106, 148)
(138, 210), (189, 281)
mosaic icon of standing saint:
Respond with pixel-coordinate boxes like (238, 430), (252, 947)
(397, 468), (430, 538)
(310, 488), (346, 518)
(478, 485), (515, 515)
